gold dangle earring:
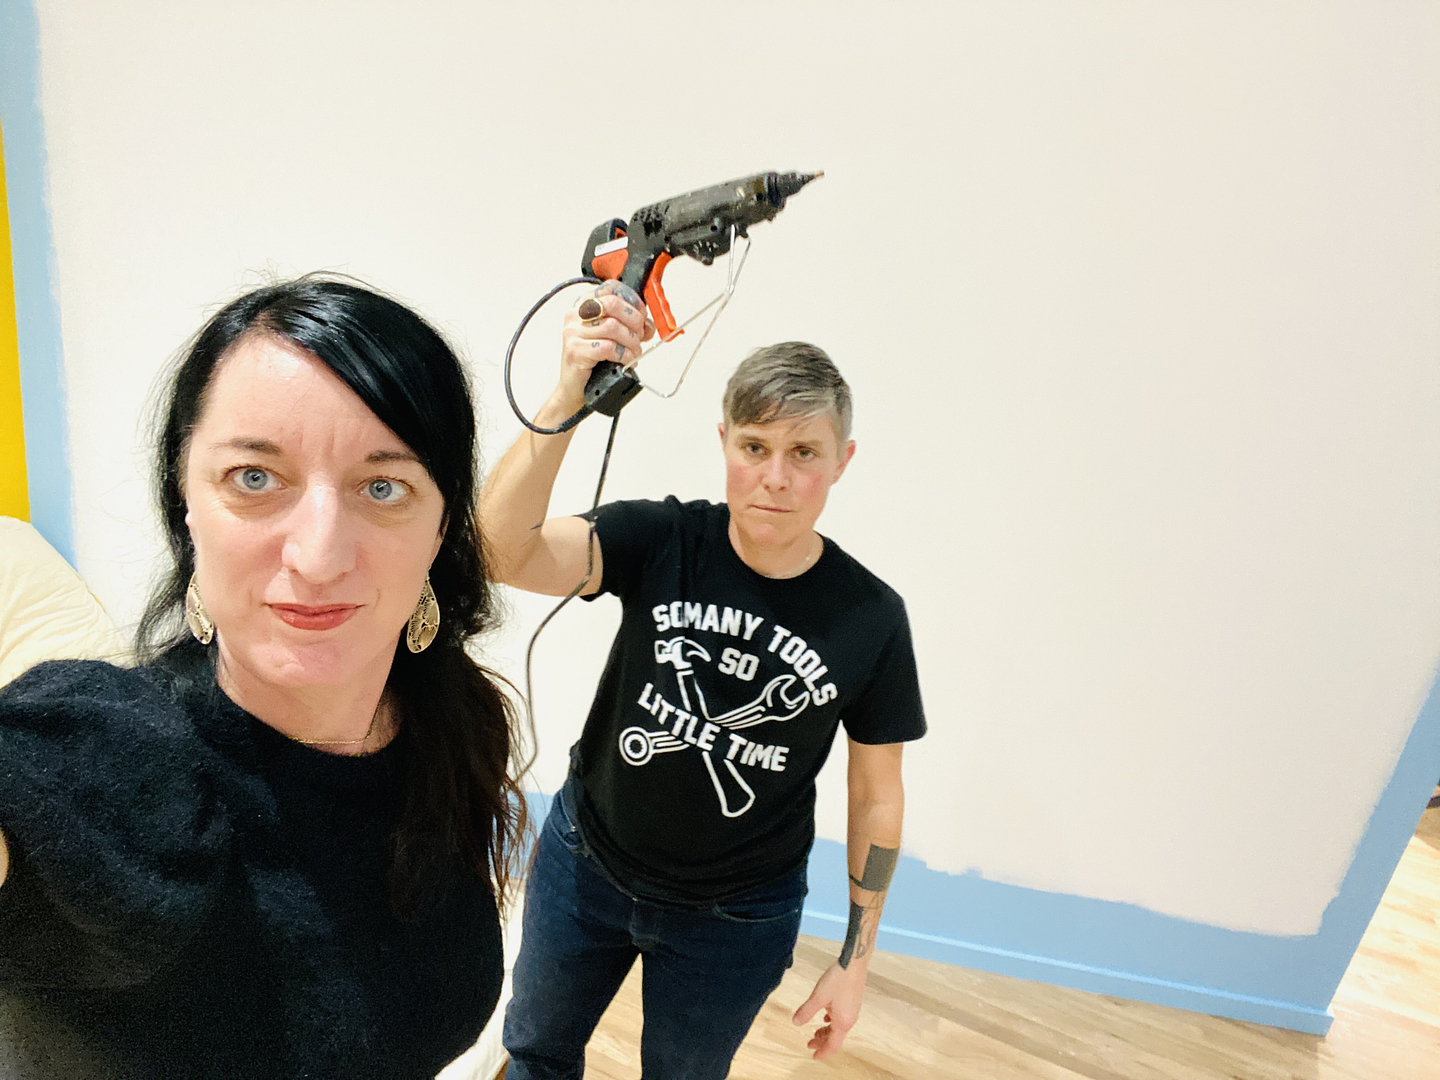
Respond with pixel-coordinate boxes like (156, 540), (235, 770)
(185, 573), (215, 645)
(406, 575), (440, 653)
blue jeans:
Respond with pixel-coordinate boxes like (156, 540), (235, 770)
(502, 781), (806, 1080)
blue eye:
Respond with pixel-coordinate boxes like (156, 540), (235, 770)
(367, 478), (406, 502)
(238, 467), (271, 491)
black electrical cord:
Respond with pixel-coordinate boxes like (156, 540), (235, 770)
(503, 273), (619, 727)
(522, 411), (621, 728)
(503, 275), (602, 435)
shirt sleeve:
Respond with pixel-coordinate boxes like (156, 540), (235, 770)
(839, 603), (928, 745)
(582, 498), (682, 602)
(0, 661), (231, 991)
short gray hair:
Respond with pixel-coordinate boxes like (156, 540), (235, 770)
(722, 341), (853, 442)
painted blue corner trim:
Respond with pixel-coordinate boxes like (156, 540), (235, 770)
(1, 0), (74, 564)
(520, 660), (1437, 1036)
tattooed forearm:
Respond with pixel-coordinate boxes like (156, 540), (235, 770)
(838, 844), (897, 970)
(838, 895), (883, 969)
(849, 844), (899, 892)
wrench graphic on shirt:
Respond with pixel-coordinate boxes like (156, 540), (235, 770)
(618, 636), (810, 817)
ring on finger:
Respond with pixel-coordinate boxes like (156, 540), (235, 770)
(577, 297), (605, 326)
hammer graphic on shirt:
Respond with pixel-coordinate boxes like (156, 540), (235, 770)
(618, 636), (810, 817)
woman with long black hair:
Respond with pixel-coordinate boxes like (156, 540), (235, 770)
(0, 277), (525, 1078)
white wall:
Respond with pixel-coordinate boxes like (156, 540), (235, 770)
(35, 0), (1440, 936)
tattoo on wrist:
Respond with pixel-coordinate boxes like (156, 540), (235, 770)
(838, 844), (895, 970)
(849, 844), (899, 892)
(838, 896), (883, 970)
(839, 900), (864, 969)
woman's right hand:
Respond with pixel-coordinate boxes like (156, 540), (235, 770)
(553, 280), (655, 414)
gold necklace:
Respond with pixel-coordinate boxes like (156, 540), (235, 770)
(776, 535), (822, 579)
(295, 701), (382, 748)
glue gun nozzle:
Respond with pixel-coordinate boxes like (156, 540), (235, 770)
(772, 170), (824, 202)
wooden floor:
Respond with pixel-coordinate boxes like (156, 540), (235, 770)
(580, 797), (1440, 1079)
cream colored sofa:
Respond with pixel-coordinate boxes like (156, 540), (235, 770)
(0, 517), (513, 1080)
(0, 518), (127, 683)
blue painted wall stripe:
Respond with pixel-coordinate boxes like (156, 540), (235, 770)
(0, 0), (73, 564)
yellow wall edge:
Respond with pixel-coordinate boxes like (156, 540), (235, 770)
(0, 118), (30, 521)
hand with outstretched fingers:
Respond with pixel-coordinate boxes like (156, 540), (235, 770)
(792, 960), (868, 1060)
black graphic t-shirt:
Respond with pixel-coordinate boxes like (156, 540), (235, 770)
(573, 497), (926, 902)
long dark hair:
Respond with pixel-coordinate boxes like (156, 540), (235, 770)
(138, 275), (528, 912)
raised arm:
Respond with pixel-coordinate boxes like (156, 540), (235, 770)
(792, 738), (905, 1060)
(480, 282), (652, 596)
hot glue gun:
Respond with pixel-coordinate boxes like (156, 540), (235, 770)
(577, 170), (822, 417)
(504, 171), (820, 726)
(503, 170), (822, 436)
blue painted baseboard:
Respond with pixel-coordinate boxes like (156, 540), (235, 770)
(799, 906), (1333, 1034)
(800, 845), (1336, 1034)
(797, 661), (1440, 1036)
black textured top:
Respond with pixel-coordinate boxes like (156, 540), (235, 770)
(0, 658), (502, 1079)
